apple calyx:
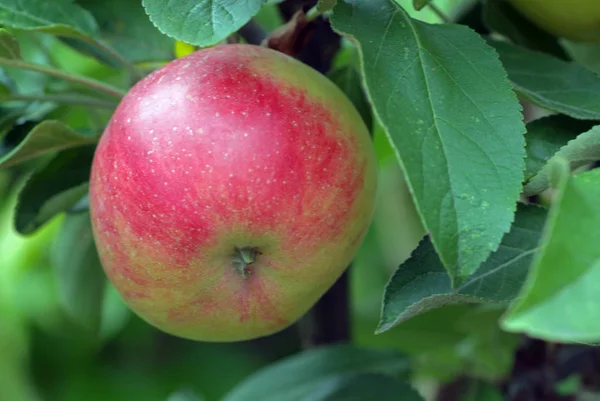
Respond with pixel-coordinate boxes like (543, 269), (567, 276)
(232, 246), (261, 279)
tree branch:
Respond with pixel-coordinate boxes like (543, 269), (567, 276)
(311, 271), (350, 345)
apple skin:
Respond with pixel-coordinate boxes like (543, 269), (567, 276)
(89, 44), (377, 342)
(509, 0), (600, 43)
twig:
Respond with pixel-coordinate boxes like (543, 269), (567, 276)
(428, 2), (452, 23)
(0, 93), (118, 109)
(0, 58), (126, 98)
(305, 4), (324, 22)
(303, 270), (350, 347)
(275, 0), (342, 73)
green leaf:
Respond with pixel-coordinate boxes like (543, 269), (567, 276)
(254, 2), (285, 31)
(371, 306), (520, 382)
(562, 40), (600, 76)
(524, 115), (596, 182)
(52, 211), (106, 334)
(451, 307), (521, 381)
(67, 193), (90, 213)
(0, 106), (23, 141)
(502, 164), (600, 343)
(72, 0), (174, 63)
(460, 381), (503, 401)
(483, 0), (568, 59)
(167, 388), (204, 401)
(413, 0), (431, 11)
(328, 65), (372, 130)
(317, 0), (337, 13)
(0, 0), (98, 39)
(0, 69), (16, 97)
(305, 373), (424, 401)
(393, 0), (460, 24)
(0, 120), (97, 169)
(15, 146), (94, 235)
(331, 0), (526, 283)
(524, 125), (600, 196)
(142, 0), (263, 47)
(99, 282), (130, 341)
(222, 345), (409, 401)
(57, 37), (121, 69)
(1, 31), (53, 96)
(0, 29), (21, 60)
(378, 204), (546, 332)
(491, 40), (600, 120)
(555, 375), (581, 396)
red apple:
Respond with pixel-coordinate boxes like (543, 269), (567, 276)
(89, 44), (377, 342)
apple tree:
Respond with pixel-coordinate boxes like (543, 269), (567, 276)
(1, 0), (600, 400)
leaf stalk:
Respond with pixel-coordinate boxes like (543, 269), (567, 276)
(0, 58), (126, 98)
(0, 93), (118, 109)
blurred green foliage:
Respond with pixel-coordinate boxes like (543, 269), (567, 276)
(0, 12), (449, 401)
(0, 149), (519, 401)
(3, 0), (600, 400)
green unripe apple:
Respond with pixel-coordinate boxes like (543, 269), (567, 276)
(510, 0), (600, 43)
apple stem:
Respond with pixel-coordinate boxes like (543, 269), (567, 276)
(232, 247), (261, 279)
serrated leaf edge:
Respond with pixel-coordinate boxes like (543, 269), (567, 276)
(330, 0), (525, 287)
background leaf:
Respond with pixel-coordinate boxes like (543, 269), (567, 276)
(0, 31), (54, 97)
(51, 211), (106, 334)
(0, 120), (97, 169)
(0, 106), (23, 140)
(460, 380), (504, 401)
(0, 74), (15, 97)
(14, 146), (94, 235)
(524, 115), (596, 182)
(378, 204), (546, 332)
(331, 0), (526, 283)
(413, 0), (432, 11)
(142, 0), (263, 47)
(0, 29), (21, 60)
(71, 0), (174, 63)
(328, 64), (372, 130)
(561, 40), (600, 76)
(98, 282), (130, 341)
(305, 373), (424, 401)
(483, 0), (568, 59)
(503, 164), (600, 343)
(492, 40), (600, 120)
(317, 0), (338, 13)
(222, 345), (409, 401)
(167, 388), (205, 401)
(0, 0), (98, 39)
(524, 125), (600, 196)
